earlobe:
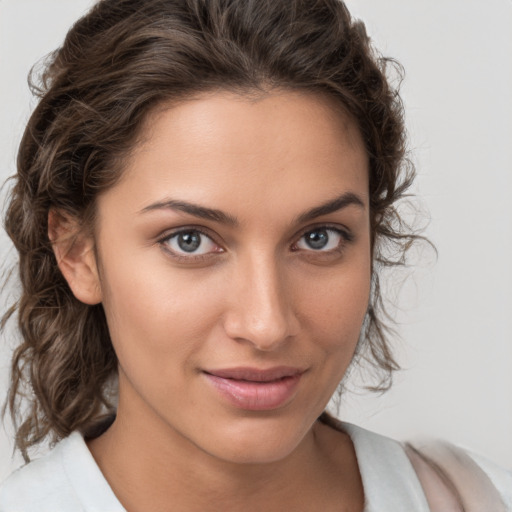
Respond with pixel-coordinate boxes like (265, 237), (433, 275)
(48, 209), (102, 305)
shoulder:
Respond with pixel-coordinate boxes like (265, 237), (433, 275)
(321, 416), (431, 511)
(323, 415), (512, 512)
(0, 433), (84, 511)
(463, 449), (512, 510)
(0, 432), (125, 512)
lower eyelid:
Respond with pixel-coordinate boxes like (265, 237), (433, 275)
(158, 225), (352, 260)
(158, 227), (224, 263)
(294, 227), (352, 251)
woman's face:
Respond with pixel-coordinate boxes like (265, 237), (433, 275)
(92, 90), (371, 464)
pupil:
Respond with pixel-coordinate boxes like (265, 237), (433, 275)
(306, 230), (328, 249)
(178, 232), (201, 252)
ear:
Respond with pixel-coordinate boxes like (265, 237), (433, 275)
(48, 209), (102, 305)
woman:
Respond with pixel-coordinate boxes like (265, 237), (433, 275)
(0, 0), (510, 510)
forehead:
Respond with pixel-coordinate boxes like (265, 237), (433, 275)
(102, 89), (369, 221)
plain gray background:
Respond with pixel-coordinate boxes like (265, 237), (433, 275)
(1, 0), (511, 480)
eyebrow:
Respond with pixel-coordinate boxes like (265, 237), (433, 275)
(295, 192), (365, 224)
(140, 199), (239, 226)
(140, 191), (365, 226)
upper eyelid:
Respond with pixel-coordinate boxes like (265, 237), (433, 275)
(158, 226), (219, 243)
(158, 228), (223, 262)
(158, 222), (350, 239)
(294, 223), (353, 242)
(157, 226), (223, 254)
(293, 226), (352, 250)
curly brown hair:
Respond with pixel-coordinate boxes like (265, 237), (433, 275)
(2, 0), (418, 461)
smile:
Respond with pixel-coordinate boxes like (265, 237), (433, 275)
(203, 367), (304, 411)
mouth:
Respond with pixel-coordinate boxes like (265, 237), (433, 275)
(202, 366), (305, 411)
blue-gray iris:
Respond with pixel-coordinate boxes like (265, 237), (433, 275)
(305, 230), (328, 250)
(178, 231), (202, 252)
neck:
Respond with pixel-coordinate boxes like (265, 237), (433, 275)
(87, 388), (363, 511)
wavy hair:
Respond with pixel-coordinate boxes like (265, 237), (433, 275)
(2, 0), (420, 460)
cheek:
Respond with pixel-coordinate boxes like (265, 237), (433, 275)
(288, 258), (371, 410)
(98, 251), (225, 370)
(296, 260), (371, 353)
(98, 226), (371, 370)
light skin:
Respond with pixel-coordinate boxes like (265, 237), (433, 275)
(50, 89), (371, 511)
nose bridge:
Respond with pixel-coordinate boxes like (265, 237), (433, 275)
(226, 249), (295, 350)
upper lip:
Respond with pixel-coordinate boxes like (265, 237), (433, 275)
(203, 366), (305, 382)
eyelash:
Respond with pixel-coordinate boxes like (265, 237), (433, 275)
(157, 224), (354, 262)
(158, 227), (222, 263)
(291, 225), (353, 255)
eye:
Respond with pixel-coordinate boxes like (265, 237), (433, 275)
(161, 229), (221, 257)
(294, 227), (349, 252)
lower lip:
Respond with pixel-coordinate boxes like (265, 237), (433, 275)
(204, 373), (302, 411)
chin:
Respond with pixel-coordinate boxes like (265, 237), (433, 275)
(207, 437), (301, 465)
(194, 412), (315, 465)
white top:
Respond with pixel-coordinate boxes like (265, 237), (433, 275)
(0, 422), (510, 511)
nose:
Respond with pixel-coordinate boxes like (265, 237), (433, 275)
(222, 253), (298, 351)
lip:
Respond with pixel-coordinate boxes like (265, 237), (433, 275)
(203, 366), (305, 411)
